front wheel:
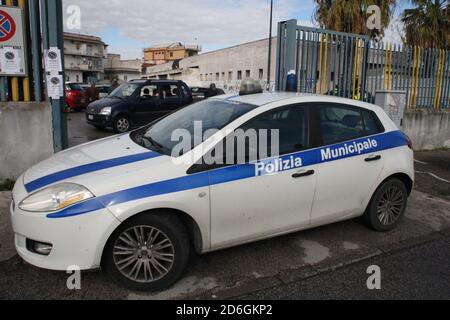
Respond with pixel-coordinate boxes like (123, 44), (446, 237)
(104, 214), (190, 291)
(113, 115), (131, 133)
(363, 179), (408, 232)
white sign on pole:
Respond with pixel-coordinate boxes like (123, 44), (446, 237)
(46, 74), (64, 100)
(44, 47), (63, 74)
(0, 6), (27, 76)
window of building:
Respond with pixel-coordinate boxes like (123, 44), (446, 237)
(200, 74), (203, 81)
(216, 73), (220, 81)
(76, 75), (80, 82)
(237, 70), (242, 80)
(245, 70), (251, 78)
(170, 52), (174, 57)
(259, 69), (264, 80)
(228, 71), (233, 80)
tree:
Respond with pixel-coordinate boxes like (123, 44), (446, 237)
(314, 0), (397, 39)
(401, 0), (449, 49)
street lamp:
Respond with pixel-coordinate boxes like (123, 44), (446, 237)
(267, 0), (274, 91)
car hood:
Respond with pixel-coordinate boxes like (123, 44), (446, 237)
(22, 134), (174, 196)
(86, 97), (124, 112)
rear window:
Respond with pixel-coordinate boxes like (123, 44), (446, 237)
(319, 105), (384, 146)
(66, 83), (83, 91)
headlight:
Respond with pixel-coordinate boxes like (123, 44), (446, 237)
(99, 107), (112, 115)
(19, 183), (94, 212)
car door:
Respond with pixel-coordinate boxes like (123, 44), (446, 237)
(133, 84), (165, 126)
(207, 104), (318, 249)
(311, 103), (386, 225)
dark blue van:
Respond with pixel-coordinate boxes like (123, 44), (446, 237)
(86, 79), (193, 133)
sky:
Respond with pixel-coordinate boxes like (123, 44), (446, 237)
(62, 0), (411, 60)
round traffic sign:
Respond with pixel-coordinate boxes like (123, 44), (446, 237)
(0, 10), (16, 42)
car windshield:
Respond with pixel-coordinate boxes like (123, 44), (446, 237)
(67, 83), (83, 91)
(109, 83), (140, 99)
(130, 99), (256, 156)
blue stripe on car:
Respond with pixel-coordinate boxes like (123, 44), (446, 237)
(25, 152), (162, 193)
(47, 131), (409, 219)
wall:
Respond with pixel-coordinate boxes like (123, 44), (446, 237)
(0, 102), (54, 182)
(404, 109), (450, 150)
(144, 38), (278, 91)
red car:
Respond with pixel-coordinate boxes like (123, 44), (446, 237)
(65, 82), (87, 112)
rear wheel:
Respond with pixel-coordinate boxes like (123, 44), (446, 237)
(363, 179), (408, 232)
(113, 115), (130, 133)
(104, 214), (190, 291)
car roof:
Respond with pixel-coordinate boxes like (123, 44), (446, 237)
(129, 79), (183, 85)
(213, 92), (382, 113)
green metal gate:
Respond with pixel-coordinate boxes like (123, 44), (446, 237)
(276, 19), (450, 109)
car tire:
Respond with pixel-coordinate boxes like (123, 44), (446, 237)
(363, 178), (408, 232)
(113, 115), (131, 133)
(104, 213), (190, 292)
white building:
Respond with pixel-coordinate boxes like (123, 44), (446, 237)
(64, 32), (108, 84)
(143, 38), (277, 92)
(104, 54), (142, 83)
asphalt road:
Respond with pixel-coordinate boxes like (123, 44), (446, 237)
(241, 236), (450, 300)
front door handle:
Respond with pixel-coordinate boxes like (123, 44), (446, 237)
(292, 170), (315, 179)
(365, 155), (382, 162)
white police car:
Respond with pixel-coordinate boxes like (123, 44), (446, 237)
(11, 84), (414, 291)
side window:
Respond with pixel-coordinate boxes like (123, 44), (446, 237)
(190, 105), (309, 173)
(140, 85), (160, 100)
(319, 105), (383, 146)
(362, 110), (384, 136)
(161, 84), (180, 99)
(181, 84), (190, 97)
(238, 105), (309, 160)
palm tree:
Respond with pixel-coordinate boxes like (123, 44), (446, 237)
(401, 0), (449, 49)
(314, 0), (397, 39)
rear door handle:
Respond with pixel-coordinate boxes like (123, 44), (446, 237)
(292, 170), (315, 179)
(365, 155), (382, 162)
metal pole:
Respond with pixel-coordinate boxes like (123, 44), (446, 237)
(44, 0), (68, 151)
(267, 0), (273, 90)
(30, 0), (43, 101)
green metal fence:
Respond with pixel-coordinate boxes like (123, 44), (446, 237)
(276, 19), (450, 109)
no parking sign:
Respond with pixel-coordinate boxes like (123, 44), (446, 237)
(0, 6), (26, 76)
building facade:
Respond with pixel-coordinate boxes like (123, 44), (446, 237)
(143, 43), (201, 66)
(104, 54), (142, 83)
(143, 38), (277, 92)
(64, 32), (108, 84)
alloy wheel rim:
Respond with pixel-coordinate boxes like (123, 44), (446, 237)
(113, 226), (175, 283)
(377, 186), (405, 226)
(116, 118), (129, 132)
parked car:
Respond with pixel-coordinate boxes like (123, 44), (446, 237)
(191, 86), (225, 101)
(86, 79), (193, 133)
(64, 82), (87, 112)
(11, 82), (414, 291)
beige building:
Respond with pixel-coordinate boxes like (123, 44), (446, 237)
(104, 54), (142, 83)
(144, 43), (201, 66)
(143, 38), (277, 92)
(64, 32), (108, 83)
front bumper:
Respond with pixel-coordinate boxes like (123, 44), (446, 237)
(86, 113), (112, 128)
(11, 200), (121, 271)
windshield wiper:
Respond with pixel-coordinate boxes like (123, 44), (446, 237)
(141, 136), (166, 153)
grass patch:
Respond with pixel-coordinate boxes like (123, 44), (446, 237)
(0, 179), (15, 191)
